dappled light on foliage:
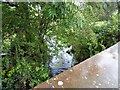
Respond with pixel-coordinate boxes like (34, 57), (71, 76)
(2, 2), (118, 89)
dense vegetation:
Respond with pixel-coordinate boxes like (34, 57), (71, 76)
(1, 2), (119, 89)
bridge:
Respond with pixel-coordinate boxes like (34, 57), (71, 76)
(33, 42), (119, 89)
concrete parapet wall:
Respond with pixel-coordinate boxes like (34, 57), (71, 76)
(33, 42), (119, 89)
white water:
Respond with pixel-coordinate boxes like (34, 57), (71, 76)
(49, 46), (75, 76)
(45, 36), (76, 76)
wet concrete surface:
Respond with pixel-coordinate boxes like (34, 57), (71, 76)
(33, 42), (119, 89)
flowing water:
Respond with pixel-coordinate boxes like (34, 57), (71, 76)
(45, 36), (76, 77)
(49, 46), (76, 76)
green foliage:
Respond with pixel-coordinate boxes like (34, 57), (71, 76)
(2, 57), (50, 89)
(93, 9), (118, 48)
(2, 2), (118, 89)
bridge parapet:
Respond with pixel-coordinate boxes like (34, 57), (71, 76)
(34, 42), (119, 89)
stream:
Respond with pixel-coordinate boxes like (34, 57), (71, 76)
(45, 36), (77, 77)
